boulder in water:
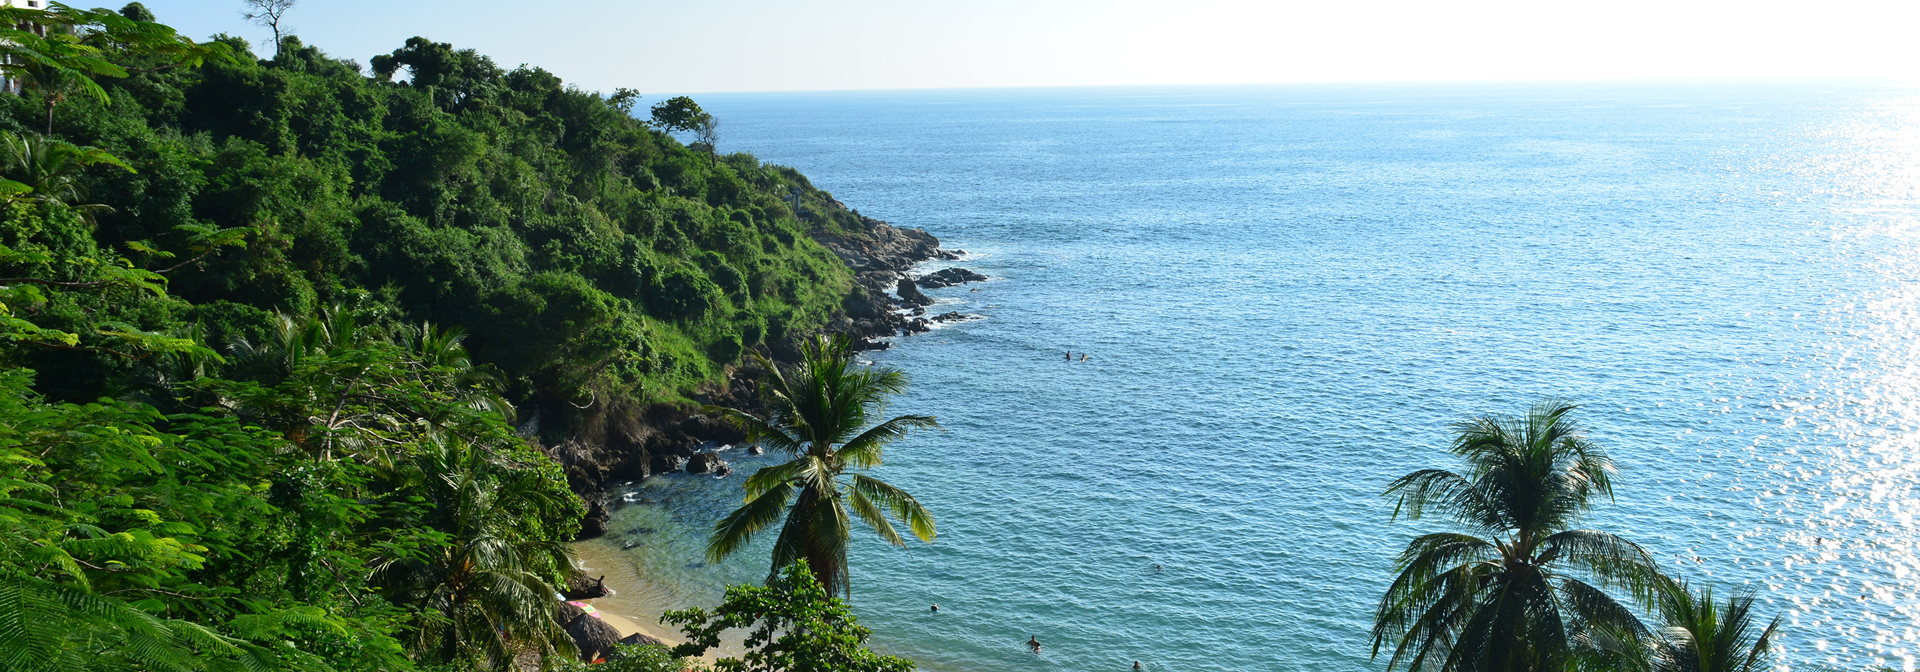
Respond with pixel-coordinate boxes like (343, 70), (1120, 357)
(686, 452), (726, 474)
(561, 572), (608, 600)
(896, 277), (934, 307)
(916, 267), (988, 288)
(649, 454), (683, 474)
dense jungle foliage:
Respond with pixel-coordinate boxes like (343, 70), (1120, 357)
(0, 3), (895, 670)
(3, 8), (874, 431)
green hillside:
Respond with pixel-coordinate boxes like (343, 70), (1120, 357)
(5, 25), (877, 434)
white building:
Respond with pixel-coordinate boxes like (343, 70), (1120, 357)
(2, 0), (51, 95)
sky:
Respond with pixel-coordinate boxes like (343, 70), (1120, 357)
(141, 0), (1920, 94)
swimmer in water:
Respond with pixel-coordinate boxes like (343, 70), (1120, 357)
(1080, 353), (1090, 361)
(930, 604), (939, 613)
(1065, 351), (1072, 361)
(1028, 636), (1041, 653)
(1135, 662), (1144, 671)
(1154, 564), (1162, 572)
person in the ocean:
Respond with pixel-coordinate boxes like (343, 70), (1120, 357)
(1134, 662), (1144, 671)
(930, 604), (939, 613)
(1028, 636), (1041, 653)
(1065, 351), (1072, 361)
(1153, 564), (1162, 572)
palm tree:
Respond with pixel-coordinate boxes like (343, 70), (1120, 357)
(1372, 399), (1669, 672)
(368, 436), (577, 668)
(705, 334), (939, 598)
(1580, 582), (1781, 672)
(0, 131), (131, 215)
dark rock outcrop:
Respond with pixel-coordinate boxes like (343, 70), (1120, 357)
(812, 216), (958, 345)
(649, 454), (684, 475)
(578, 500), (610, 539)
(559, 603), (623, 662)
(562, 572), (609, 600)
(814, 216), (944, 273)
(895, 277), (933, 307)
(686, 452), (727, 475)
(916, 267), (988, 288)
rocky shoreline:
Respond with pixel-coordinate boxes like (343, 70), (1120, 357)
(551, 214), (988, 541)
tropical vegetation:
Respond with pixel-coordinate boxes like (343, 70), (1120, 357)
(705, 334), (939, 598)
(1374, 400), (1783, 672)
(0, 2), (1804, 671)
(0, 1), (902, 669)
(664, 560), (916, 672)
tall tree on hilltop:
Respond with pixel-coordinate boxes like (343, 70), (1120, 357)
(241, 0), (296, 57)
(1372, 399), (1670, 672)
(705, 334), (938, 598)
(651, 96), (719, 166)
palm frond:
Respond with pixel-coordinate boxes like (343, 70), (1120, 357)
(849, 474), (935, 542)
(844, 486), (902, 548)
(838, 414), (938, 470)
(708, 480), (795, 563)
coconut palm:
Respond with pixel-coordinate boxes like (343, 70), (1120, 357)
(368, 436), (577, 668)
(705, 334), (938, 598)
(0, 131), (131, 215)
(1581, 581), (1781, 672)
(1372, 399), (1669, 672)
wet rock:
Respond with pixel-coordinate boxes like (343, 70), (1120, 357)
(896, 277), (933, 307)
(686, 452), (726, 475)
(562, 572), (609, 600)
(916, 267), (988, 288)
(650, 454), (684, 474)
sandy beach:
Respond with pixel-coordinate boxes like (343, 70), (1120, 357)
(569, 540), (691, 647)
(568, 538), (755, 664)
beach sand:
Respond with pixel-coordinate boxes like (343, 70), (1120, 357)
(569, 540), (689, 645)
(568, 539), (743, 662)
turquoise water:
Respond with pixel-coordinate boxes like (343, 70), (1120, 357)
(594, 83), (1920, 671)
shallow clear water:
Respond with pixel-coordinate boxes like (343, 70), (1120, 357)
(586, 82), (1920, 671)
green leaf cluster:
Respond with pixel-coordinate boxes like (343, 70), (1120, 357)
(664, 560), (914, 672)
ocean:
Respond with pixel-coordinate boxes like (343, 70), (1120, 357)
(579, 82), (1920, 671)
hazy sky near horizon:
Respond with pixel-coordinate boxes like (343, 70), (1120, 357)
(142, 0), (1917, 94)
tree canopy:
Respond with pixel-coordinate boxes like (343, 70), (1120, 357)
(2, 15), (878, 442)
(0, 4), (889, 670)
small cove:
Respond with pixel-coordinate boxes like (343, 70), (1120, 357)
(588, 82), (1920, 671)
